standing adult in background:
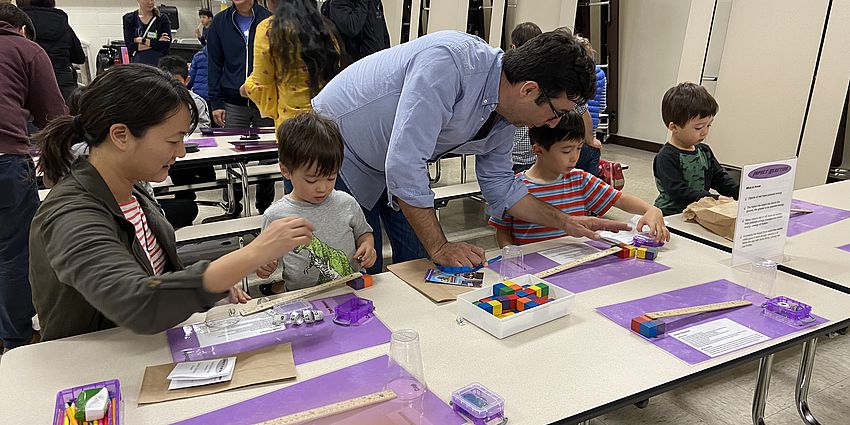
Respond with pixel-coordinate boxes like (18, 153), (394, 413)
(21, 0), (85, 101)
(195, 8), (212, 46)
(242, 0), (342, 130)
(508, 21), (541, 174)
(0, 3), (66, 353)
(122, 0), (171, 66)
(313, 30), (630, 272)
(323, 0), (390, 62)
(206, 0), (274, 220)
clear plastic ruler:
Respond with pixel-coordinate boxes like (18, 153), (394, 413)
(534, 246), (622, 278)
(646, 300), (752, 319)
(254, 390), (397, 425)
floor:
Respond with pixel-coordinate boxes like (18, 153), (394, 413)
(196, 144), (850, 424)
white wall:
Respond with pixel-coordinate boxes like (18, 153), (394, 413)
(511, 0), (576, 33)
(616, 0), (698, 144)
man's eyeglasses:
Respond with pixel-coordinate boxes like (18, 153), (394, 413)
(541, 90), (567, 121)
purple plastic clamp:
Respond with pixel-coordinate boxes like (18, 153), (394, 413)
(332, 296), (374, 326)
(451, 383), (505, 425)
(761, 296), (815, 324)
(632, 232), (665, 248)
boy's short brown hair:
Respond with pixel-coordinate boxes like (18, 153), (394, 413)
(661, 82), (718, 127)
(528, 110), (585, 150)
(277, 111), (343, 176)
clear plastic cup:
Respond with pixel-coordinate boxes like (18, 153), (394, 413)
(498, 245), (525, 280)
(746, 258), (778, 300)
(386, 329), (428, 401)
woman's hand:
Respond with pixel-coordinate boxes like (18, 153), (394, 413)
(227, 286), (252, 304)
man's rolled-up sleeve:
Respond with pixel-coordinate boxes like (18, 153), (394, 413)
(475, 133), (528, 218)
(385, 48), (461, 210)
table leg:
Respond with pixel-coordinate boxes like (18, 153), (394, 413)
(752, 353), (774, 425)
(460, 155), (467, 183)
(224, 164), (238, 216)
(237, 162), (252, 217)
(795, 338), (821, 425)
(238, 235), (249, 293)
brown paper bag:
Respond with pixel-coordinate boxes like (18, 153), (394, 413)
(387, 259), (475, 303)
(683, 197), (738, 241)
(138, 343), (296, 404)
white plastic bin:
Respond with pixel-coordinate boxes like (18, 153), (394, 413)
(456, 274), (576, 339)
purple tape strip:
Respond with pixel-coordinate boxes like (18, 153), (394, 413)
(489, 241), (670, 293)
(171, 355), (466, 425)
(166, 293), (391, 364)
(190, 137), (218, 148)
(788, 199), (850, 237)
(838, 244), (850, 253)
(596, 280), (827, 364)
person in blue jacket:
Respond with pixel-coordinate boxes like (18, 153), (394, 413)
(188, 46), (209, 102)
(206, 0), (274, 220)
(122, 0), (171, 66)
(574, 35), (607, 177)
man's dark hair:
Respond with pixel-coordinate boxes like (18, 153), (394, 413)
(277, 111), (344, 177)
(157, 55), (189, 79)
(198, 8), (213, 18)
(0, 3), (35, 40)
(511, 22), (541, 48)
(503, 29), (596, 105)
(30, 0), (56, 7)
(661, 82), (718, 127)
(529, 110), (585, 150)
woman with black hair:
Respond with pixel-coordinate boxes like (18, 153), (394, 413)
(29, 64), (315, 341)
(241, 0), (343, 130)
(122, 0), (171, 65)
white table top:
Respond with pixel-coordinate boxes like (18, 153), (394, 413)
(3, 236), (850, 424)
(667, 180), (850, 290)
(177, 133), (277, 166)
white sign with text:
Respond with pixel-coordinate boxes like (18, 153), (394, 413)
(732, 159), (797, 267)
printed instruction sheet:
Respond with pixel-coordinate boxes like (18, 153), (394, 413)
(669, 318), (770, 358)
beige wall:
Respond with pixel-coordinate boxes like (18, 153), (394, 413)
(510, 0), (577, 33)
(616, 0), (697, 144)
(708, 0), (828, 171)
(796, 0), (850, 188)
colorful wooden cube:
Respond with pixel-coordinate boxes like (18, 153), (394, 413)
(516, 297), (533, 311)
(494, 295), (512, 312)
(636, 247), (658, 261)
(347, 274), (373, 290)
(523, 300), (539, 310)
(508, 283), (523, 292)
(630, 315), (651, 333)
(492, 283), (508, 297)
(527, 285), (542, 298)
(617, 244), (637, 259)
(479, 302), (494, 314)
(535, 283), (550, 297)
(515, 289), (533, 298)
(639, 319), (666, 338)
(496, 312), (515, 319)
(487, 300), (502, 316)
(479, 297), (493, 303)
(533, 297), (550, 305)
(505, 294), (519, 311)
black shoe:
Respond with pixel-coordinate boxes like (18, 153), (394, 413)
(258, 282), (284, 296)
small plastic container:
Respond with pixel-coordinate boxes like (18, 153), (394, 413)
(53, 379), (122, 425)
(333, 296), (374, 326)
(451, 383), (505, 425)
(632, 232), (665, 248)
(761, 296), (815, 325)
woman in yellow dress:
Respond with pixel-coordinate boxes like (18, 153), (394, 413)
(241, 0), (343, 129)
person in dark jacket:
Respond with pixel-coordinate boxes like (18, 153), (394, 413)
(195, 8), (213, 46)
(188, 46), (209, 101)
(324, 0), (390, 62)
(206, 0), (274, 220)
(22, 0), (86, 101)
(122, 0), (171, 66)
(29, 64), (313, 341)
(0, 4), (66, 353)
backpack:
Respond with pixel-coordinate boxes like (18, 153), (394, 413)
(599, 160), (625, 190)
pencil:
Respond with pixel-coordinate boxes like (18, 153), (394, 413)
(111, 397), (116, 425)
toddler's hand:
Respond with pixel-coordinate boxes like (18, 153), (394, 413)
(228, 286), (252, 304)
(256, 259), (278, 279)
(355, 243), (377, 269)
(636, 207), (670, 243)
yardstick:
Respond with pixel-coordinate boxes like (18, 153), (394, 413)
(645, 300), (752, 319)
(239, 272), (362, 316)
(534, 246), (622, 279)
(253, 390), (397, 424)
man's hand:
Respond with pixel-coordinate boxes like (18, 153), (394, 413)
(227, 286), (252, 304)
(432, 242), (485, 268)
(212, 109), (226, 126)
(239, 84), (248, 98)
(718, 195), (734, 202)
(561, 216), (632, 240)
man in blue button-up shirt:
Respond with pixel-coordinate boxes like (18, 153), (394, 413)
(313, 30), (629, 272)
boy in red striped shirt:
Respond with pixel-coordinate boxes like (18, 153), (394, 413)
(489, 111), (669, 247)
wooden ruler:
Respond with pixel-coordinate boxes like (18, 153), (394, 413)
(254, 390), (397, 425)
(645, 300), (752, 319)
(239, 272), (362, 316)
(534, 246), (622, 279)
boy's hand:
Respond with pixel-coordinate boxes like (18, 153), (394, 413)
(228, 286), (252, 304)
(354, 242), (377, 269)
(256, 259), (278, 279)
(636, 207), (670, 243)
